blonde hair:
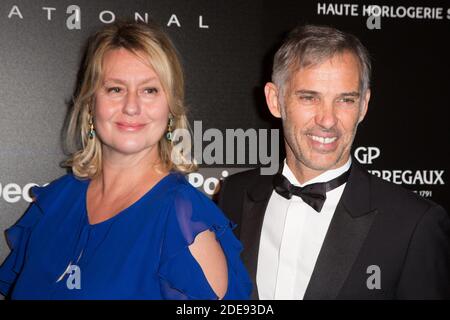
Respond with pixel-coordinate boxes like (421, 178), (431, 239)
(63, 21), (197, 178)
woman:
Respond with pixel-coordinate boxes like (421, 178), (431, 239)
(0, 21), (251, 299)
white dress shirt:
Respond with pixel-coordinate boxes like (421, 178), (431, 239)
(257, 158), (351, 300)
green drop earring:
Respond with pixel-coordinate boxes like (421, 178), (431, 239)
(88, 113), (95, 140)
(166, 115), (174, 141)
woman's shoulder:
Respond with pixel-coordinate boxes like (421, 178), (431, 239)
(167, 172), (218, 208)
(164, 171), (231, 228)
(166, 172), (208, 198)
(31, 173), (85, 208)
(158, 172), (251, 300)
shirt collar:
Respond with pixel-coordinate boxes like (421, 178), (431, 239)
(282, 158), (352, 188)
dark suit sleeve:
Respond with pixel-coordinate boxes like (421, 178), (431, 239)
(395, 204), (450, 299)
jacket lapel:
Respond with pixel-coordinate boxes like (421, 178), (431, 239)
(238, 173), (274, 300)
(304, 162), (378, 299)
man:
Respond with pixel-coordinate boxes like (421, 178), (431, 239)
(218, 25), (450, 299)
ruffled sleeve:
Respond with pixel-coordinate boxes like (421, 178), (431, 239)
(157, 181), (252, 300)
(0, 187), (44, 297)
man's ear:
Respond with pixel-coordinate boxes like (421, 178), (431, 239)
(358, 89), (371, 123)
(264, 82), (282, 119)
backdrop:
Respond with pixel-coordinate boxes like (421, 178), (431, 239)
(0, 0), (449, 267)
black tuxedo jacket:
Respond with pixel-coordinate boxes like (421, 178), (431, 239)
(217, 162), (450, 299)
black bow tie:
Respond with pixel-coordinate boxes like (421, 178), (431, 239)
(273, 168), (350, 212)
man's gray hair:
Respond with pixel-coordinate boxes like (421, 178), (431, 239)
(272, 25), (371, 96)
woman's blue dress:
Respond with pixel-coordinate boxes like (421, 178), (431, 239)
(0, 172), (252, 299)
